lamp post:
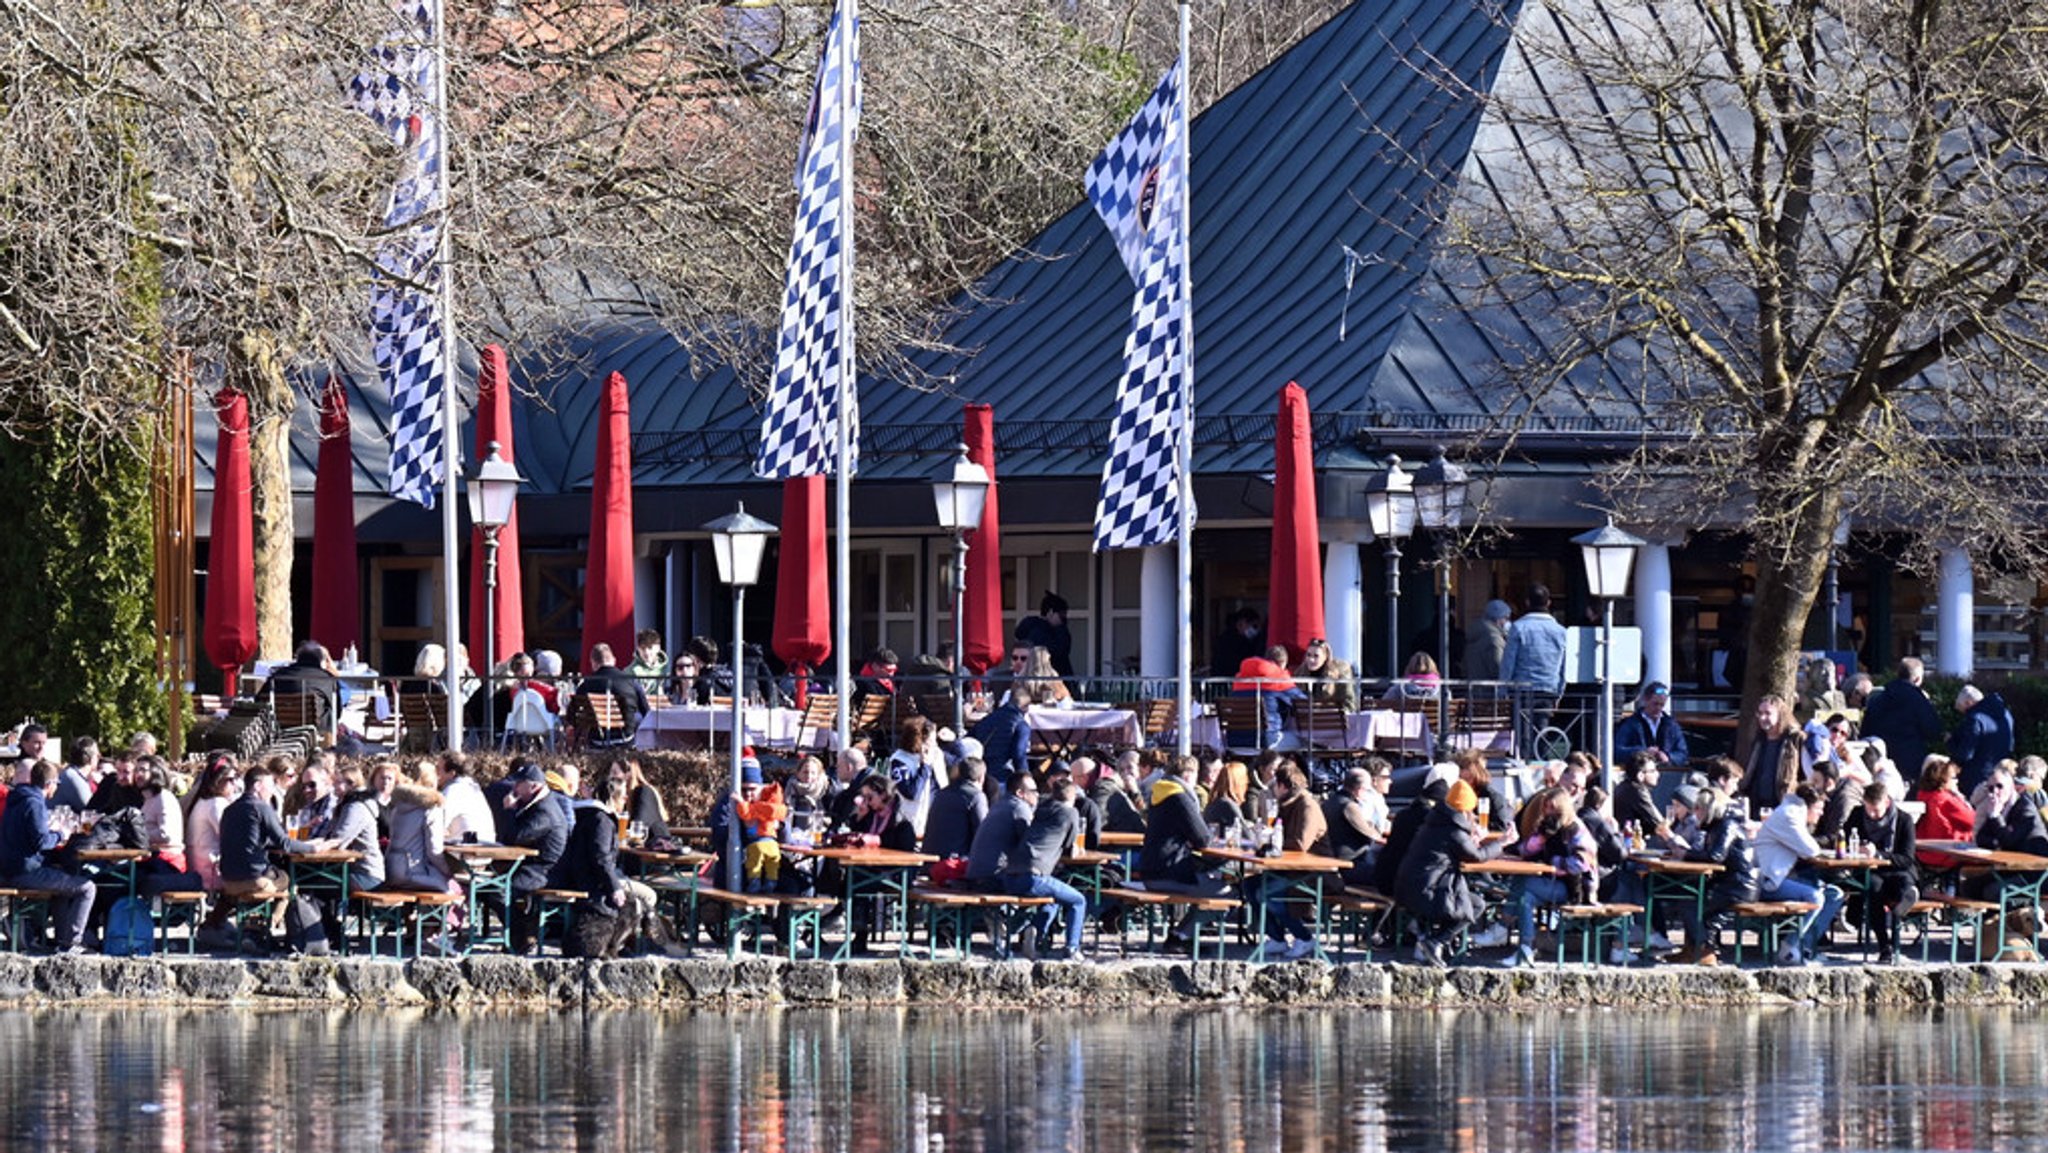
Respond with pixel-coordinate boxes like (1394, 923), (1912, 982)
(1362, 455), (1416, 680)
(1825, 514), (1851, 654)
(705, 502), (777, 895)
(931, 445), (991, 736)
(1411, 448), (1468, 744)
(464, 441), (524, 745)
(1573, 516), (1646, 790)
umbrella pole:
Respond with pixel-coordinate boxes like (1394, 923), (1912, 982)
(1173, 0), (1195, 764)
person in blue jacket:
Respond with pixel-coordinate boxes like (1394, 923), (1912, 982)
(1615, 681), (1690, 766)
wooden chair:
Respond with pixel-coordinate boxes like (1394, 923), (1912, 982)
(788, 693), (839, 756)
(1212, 696), (1268, 753)
(395, 693), (445, 753)
(850, 694), (892, 748)
(571, 693), (633, 749)
(1138, 698), (1178, 747)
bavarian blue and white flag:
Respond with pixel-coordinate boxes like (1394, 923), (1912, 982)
(349, 0), (447, 508)
(756, 0), (862, 479)
(1091, 61), (1189, 551)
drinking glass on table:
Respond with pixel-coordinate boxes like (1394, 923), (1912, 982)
(627, 820), (648, 847)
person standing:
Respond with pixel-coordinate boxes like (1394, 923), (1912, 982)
(1465, 600), (1512, 683)
(1014, 593), (1075, 680)
(1615, 682), (1690, 766)
(1860, 658), (1942, 781)
(1499, 585), (1567, 756)
(1948, 684), (2016, 796)
(1741, 694), (1803, 813)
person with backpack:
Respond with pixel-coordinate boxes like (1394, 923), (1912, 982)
(215, 762), (330, 956)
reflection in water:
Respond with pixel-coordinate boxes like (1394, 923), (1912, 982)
(2, 1005), (2047, 1151)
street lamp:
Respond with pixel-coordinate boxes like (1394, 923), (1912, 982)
(704, 501), (777, 895)
(465, 441), (524, 745)
(931, 445), (991, 736)
(1411, 448), (1468, 743)
(1573, 516), (1646, 789)
(1362, 455), (1416, 680)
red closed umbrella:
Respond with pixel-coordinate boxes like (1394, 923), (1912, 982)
(468, 345), (527, 666)
(204, 387), (258, 687)
(961, 403), (1004, 677)
(580, 371), (635, 667)
(309, 378), (360, 655)
(771, 476), (831, 707)
(1268, 381), (1325, 664)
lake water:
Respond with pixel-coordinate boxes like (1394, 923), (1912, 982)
(4, 1005), (2046, 1151)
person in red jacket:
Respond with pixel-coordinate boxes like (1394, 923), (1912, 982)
(1913, 754), (1975, 868)
(1231, 646), (1304, 750)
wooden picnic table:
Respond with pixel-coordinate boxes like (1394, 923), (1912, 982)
(76, 847), (151, 901)
(1200, 847), (1349, 962)
(784, 844), (939, 959)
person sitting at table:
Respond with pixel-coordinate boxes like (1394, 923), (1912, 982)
(1669, 787), (1759, 966)
(1319, 764), (1389, 886)
(1914, 755), (1976, 868)
(615, 757), (672, 846)
(1456, 750), (1513, 836)
(781, 754), (835, 841)
(1136, 756), (1233, 952)
(1002, 776), (1089, 962)
(86, 751), (144, 816)
(1810, 752), (1872, 843)
(970, 678), (1037, 795)
(851, 646), (901, 716)
(1973, 763), (2048, 857)
(1232, 646), (1304, 751)
(0, 759), (96, 954)
(1845, 781), (1919, 964)
(529, 650), (568, 712)
(1381, 652), (1442, 705)
(1751, 783), (1845, 965)
(1614, 681), (1689, 766)
(571, 643), (651, 743)
(282, 752), (338, 840)
(436, 753), (496, 845)
(133, 757), (197, 894)
(827, 748), (876, 832)
(550, 776), (654, 959)
(1394, 779), (1505, 966)
(1015, 646), (1072, 705)
(966, 771), (1036, 893)
(490, 761), (569, 953)
(216, 762), (329, 956)
(325, 764), (391, 893)
(1502, 788), (1598, 968)
(887, 717), (944, 841)
(626, 628), (669, 694)
(52, 736), (98, 813)
(1047, 762), (1106, 853)
(1294, 637), (1356, 713)
(921, 756), (987, 863)
(259, 641), (350, 736)
(1083, 756), (1146, 835)
(1376, 762), (1456, 897)
(183, 756), (239, 896)
(1202, 759), (1250, 836)
(1613, 751), (1667, 839)
(1243, 761), (1327, 962)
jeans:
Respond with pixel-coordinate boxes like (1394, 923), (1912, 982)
(1513, 874), (1570, 951)
(1002, 873), (1087, 953)
(7, 867), (94, 949)
(1245, 873), (1316, 944)
(1760, 874), (1844, 953)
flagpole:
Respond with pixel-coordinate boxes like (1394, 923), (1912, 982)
(1175, 0), (1195, 763)
(832, 0), (857, 757)
(432, 0), (463, 745)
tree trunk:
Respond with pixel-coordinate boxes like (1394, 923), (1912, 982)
(230, 328), (296, 661)
(1736, 489), (1842, 760)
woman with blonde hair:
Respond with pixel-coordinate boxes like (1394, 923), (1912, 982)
(1295, 638), (1356, 712)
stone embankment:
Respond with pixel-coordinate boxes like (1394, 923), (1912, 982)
(1, 954), (2046, 1009)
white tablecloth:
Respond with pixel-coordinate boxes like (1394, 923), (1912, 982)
(1345, 709), (1434, 756)
(635, 705), (804, 751)
(1027, 706), (1142, 751)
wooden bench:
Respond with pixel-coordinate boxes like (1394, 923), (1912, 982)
(155, 891), (210, 956)
(1323, 889), (1394, 962)
(0, 888), (54, 952)
(908, 888), (1055, 961)
(697, 888), (838, 960)
(1555, 902), (1645, 965)
(1102, 887), (1241, 960)
(1727, 900), (1818, 964)
(532, 888), (588, 955)
(1905, 893), (2001, 964)
(355, 889), (463, 958)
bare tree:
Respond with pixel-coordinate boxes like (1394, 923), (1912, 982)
(4, 0), (1347, 659)
(1437, 0), (2048, 725)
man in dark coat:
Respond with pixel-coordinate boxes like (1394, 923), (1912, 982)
(570, 643), (651, 740)
(1014, 593), (1075, 680)
(1844, 782), (1918, 964)
(1393, 780), (1503, 964)
(1135, 756), (1231, 950)
(495, 762), (570, 952)
(259, 641), (347, 735)
(1859, 658), (1942, 780)
(1949, 684), (2016, 796)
